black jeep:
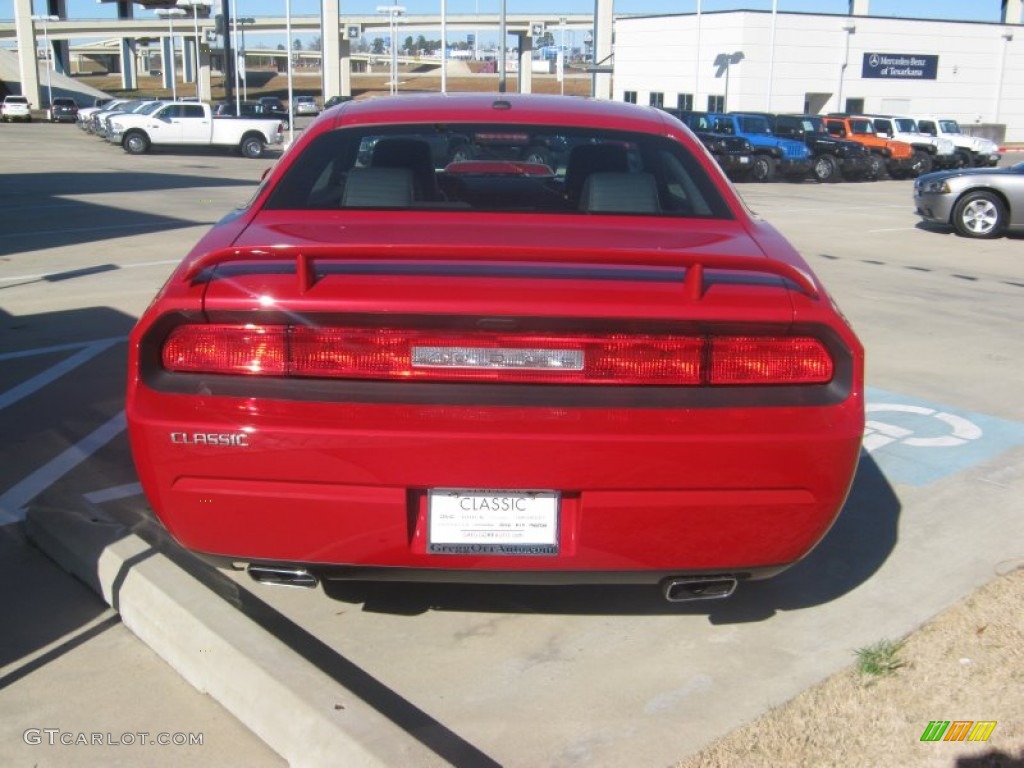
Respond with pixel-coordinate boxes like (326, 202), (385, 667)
(763, 114), (871, 182)
(662, 109), (755, 182)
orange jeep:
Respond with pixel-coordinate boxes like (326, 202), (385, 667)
(823, 115), (916, 179)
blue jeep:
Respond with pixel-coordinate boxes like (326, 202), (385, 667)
(708, 113), (813, 182)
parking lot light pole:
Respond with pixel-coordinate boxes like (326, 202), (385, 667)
(155, 8), (187, 101)
(30, 14), (59, 114)
(238, 18), (254, 101)
(376, 5), (405, 95)
(714, 50), (744, 112)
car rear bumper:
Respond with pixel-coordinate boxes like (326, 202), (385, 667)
(128, 392), (863, 577)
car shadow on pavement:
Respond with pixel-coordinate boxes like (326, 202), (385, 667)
(0, 171), (258, 258)
(321, 453), (901, 621)
(0, 305), (136, 673)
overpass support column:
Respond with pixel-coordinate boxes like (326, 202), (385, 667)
(114, 0), (136, 91)
(340, 40), (352, 98)
(161, 37), (175, 92)
(198, 42), (212, 102)
(13, 0), (41, 108)
(322, 0), (346, 98)
(47, 0), (69, 74)
(593, 0), (613, 99)
(183, 38), (195, 83)
(121, 38), (138, 90)
(1002, 0), (1024, 23)
(518, 34), (533, 94)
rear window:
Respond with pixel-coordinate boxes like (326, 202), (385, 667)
(263, 123), (731, 219)
(5, 96), (28, 104)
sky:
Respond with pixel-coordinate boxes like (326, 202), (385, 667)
(16, 0), (1006, 23)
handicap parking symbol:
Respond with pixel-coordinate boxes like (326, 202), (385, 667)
(863, 388), (1024, 487)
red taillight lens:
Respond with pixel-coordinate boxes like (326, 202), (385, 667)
(161, 326), (833, 386)
(162, 325), (288, 375)
(710, 337), (833, 384)
(291, 328), (706, 384)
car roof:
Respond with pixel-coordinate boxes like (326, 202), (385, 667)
(319, 93), (672, 132)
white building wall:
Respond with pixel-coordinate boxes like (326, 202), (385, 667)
(614, 11), (1024, 143)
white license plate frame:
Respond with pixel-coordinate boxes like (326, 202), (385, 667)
(426, 489), (559, 556)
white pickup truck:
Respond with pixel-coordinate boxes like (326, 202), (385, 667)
(108, 101), (283, 158)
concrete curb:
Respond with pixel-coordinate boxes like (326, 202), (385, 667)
(24, 505), (448, 768)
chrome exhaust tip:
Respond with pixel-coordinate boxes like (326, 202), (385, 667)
(246, 565), (319, 589)
(662, 576), (738, 602)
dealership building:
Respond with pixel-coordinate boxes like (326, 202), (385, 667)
(612, 5), (1023, 143)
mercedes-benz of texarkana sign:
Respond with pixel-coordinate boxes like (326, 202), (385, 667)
(126, 94), (865, 602)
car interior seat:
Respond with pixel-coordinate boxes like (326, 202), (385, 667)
(341, 167), (415, 208)
(563, 144), (630, 206)
(371, 138), (440, 201)
(579, 172), (661, 214)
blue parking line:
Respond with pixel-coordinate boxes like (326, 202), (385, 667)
(864, 387), (1024, 486)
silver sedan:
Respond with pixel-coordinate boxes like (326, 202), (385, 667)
(913, 162), (1024, 238)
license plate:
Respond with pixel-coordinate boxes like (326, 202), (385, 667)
(427, 489), (559, 556)
(739, 156), (750, 163)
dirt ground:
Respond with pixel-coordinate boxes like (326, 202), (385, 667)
(678, 565), (1024, 768)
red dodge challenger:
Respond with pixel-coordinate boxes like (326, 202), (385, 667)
(126, 93), (864, 601)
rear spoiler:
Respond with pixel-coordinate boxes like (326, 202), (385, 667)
(182, 245), (819, 301)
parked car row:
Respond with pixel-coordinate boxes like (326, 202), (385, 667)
(74, 98), (284, 158)
(662, 109), (1001, 184)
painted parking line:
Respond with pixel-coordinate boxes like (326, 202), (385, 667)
(0, 259), (180, 284)
(0, 338), (124, 412)
(864, 387), (1024, 486)
(83, 482), (143, 505)
(0, 411), (127, 526)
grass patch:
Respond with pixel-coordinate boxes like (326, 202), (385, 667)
(854, 638), (905, 677)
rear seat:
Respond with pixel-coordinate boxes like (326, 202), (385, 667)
(341, 167), (415, 208)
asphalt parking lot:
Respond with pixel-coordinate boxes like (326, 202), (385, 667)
(1, 121), (1022, 767)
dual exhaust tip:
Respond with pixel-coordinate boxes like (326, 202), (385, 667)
(246, 564), (319, 589)
(661, 576), (738, 602)
(247, 564), (738, 602)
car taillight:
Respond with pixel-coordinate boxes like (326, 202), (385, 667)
(161, 325), (833, 386)
(162, 325), (289, 375)
(710, 337), (833, 384)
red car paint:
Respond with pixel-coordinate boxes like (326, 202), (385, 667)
(127, 94), (864, 594)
